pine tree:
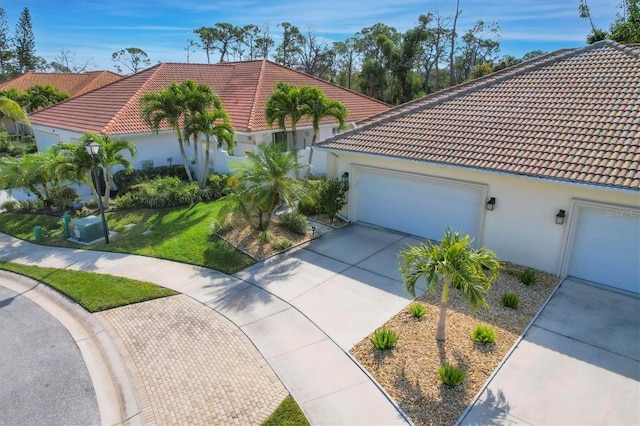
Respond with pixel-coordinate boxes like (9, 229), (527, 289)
(0, 8), (13, 80)
(13, 7), (36, 74)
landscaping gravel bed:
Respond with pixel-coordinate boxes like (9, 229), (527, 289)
(350, 263), (559, 426)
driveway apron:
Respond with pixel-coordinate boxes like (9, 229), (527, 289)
(458, 278), (640, 425)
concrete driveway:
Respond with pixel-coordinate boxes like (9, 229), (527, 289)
(235, 222), (426, 350)
(458, 278), (640, 425)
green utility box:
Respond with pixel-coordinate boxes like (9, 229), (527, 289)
(69, 216), (104, 243)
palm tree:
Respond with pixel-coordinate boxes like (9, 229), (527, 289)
(184, 108), (235, 187)
(51, 134), (137, 206)
(302, 87), (348, 176)
(265, 81), (307, 151)
(0, 149), (59, 205)
(182, 83), (235, 185)
(140, 81), (194, 182)
(24, 84), (70, 113)
(398, 229), (500, 342)
(0, 96), (29, 131)
(219, 143), (307, 231)
(81, 134), (137, 206)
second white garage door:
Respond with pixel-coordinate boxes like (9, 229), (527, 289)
(353, 167), (484, 243)
(567, 204), (640, 294)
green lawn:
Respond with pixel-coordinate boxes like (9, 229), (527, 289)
(0, 201), (255, 274)
(0, 261), (177, 312)
(263, 395), (310, 426)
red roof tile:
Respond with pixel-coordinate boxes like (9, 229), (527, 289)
(0, 71), (122, 97)
(29, 60), (390, 135)
(318, 41), (640, 191)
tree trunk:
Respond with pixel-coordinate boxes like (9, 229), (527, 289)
(436, 277), (450, 341)
(306, 132), (318, 178)
(203, 136), (211, 188)
(436, 301), (448, 341)
(176, 129), (194, 182)
(450, 0), (461, 87)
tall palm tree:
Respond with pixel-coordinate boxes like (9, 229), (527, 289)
(398, 229), (500, 342)
(265, 81), (307, 151)
(140, 81), (194, 182)
(220, 143), (307, 231)
(184, 108), (235, 187)
(301, 87), (348, 176)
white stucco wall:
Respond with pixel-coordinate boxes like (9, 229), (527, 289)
(330, 153), (640, 276)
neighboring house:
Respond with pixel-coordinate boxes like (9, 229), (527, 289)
(0, 71), (123, 98)
(28, 60), (390, 173)
(317, 40), (639, 295)
(0, 70), (122, 133)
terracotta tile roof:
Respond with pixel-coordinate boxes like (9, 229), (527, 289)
(29, 60), (390, 135)
(0, 71), (122, 97)
(318, 41), (640, 191)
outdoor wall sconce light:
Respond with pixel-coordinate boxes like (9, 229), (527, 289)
(555, 209), (566, 225)
(341, 172), (349, 191)
(486, 197), (496, 211)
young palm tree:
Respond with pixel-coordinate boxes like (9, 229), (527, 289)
(301, 87), (348, 176)
(0, 151), (52, 203)
(398, 229), (500, 342)
(265, 81), (307, 151)
(219, 143), (307, 231)
(140, 81), (194, 182)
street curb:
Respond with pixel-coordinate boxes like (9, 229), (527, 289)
(0, 270), (143, 425)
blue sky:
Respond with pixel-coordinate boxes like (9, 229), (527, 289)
(3, 0), (618, 72)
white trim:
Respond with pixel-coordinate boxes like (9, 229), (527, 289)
(348, 164), (488, 245)
(559, 199), (640, 278)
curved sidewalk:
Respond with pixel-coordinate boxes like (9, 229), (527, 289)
(0, 231), (411, 425)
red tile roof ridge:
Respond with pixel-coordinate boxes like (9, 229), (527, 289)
(246, 60), (268, 132)
(102, 63), (166, 134)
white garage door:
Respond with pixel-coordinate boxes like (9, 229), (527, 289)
(354, 168), (484, 243)
(568, 205), (640, 294)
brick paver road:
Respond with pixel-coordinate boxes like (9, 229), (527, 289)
(96, 295), (288, 425)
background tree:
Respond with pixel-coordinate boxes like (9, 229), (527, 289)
(275, 22), (304, 67)
(0, 8), (13, 81)
(184, 39), (199, 63)
(609, 0), (640, 43)
(399, 229), (500, 342)
(194, 27), (216, 64)
(13, 7), (36, 74)
(111, 47), (151, 74)
(298, 27), (335, 78)
(219, 143), (307, 231)
(23, 84), (70, 113)
(254, 24), (274, 59)
(332, 38), (357, 89)
(449, 0), (462, 87)
(48, 48), (95, 73)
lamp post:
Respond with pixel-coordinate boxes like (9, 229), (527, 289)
(85, 139), (110, 244)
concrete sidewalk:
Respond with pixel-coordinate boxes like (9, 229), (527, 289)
(0, 225), (415, 425)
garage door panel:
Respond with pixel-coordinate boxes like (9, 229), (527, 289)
(568, 206), (640, 294)
(355, 169), (483, 242)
